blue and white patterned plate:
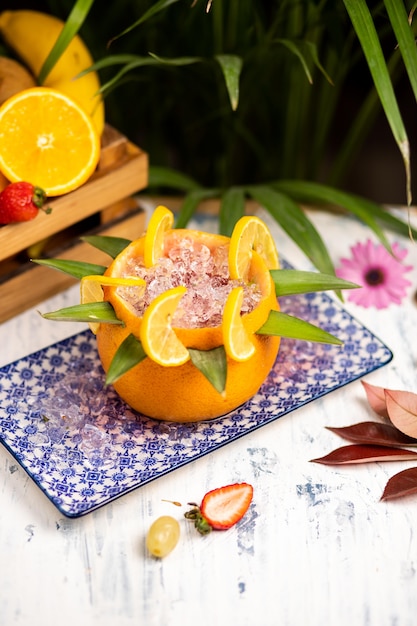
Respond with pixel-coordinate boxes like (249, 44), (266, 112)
(0, 285), (392, 517)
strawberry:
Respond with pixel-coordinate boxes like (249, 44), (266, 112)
(0, 182), (50, 224)
(185, 482), (253, 534)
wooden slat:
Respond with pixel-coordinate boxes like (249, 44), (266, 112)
(0, 144), (148, 261)
(0, 209), (146, 324)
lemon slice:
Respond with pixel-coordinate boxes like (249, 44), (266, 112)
(228, 215), (279, 280)
(222, 287), (256, 361)
(139, 286), (190, 366)
(80, 274), (146, 333)
(143, 205), (175, 268)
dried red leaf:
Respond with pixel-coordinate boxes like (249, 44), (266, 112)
(310, 444), (417, 465)
(326, 422), (417, 447)
(361, 380), (389, 418)
(381, 467), (417, 501)
(385, 389), (417, 439)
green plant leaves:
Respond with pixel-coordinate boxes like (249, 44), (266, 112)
(215, 54), (242, 110)
(144, 166), (416, 279)
(38, 0), (95, 84)
(219, 187), (246, 237)
(384, 0), (417, 104)
(256, 310), (343, 345)
(272, 180), (417, 244)
(175, 189), (220, 229)
(107, 0), (182, 45)
(275, 39), (333, 85)
(105, 333), (147, 384)
(105, 335), (228, 394)
(40, 301), (122, 325)
(271, 269), (358, 297)
(189, 346), (227, 394)
(343, 0), (411, 204)
(247, 185), (335, 276)
(81, 235), (131, 259)
(148, 166), (202, 193)
(32, 258), (106, 279)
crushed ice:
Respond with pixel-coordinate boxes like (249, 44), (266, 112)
(26, 362), (214, 467)
(118, 235), (262, 327)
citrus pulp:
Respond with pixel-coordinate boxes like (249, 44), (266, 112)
(0, 87), (100, 195)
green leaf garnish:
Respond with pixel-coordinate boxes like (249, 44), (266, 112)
(271, 269), (359, 297)
(105, 333), (147, 385)
(32, 258), (106, 279)
(40, 302), (122, 324)
(189, 346), (227, 394)
(257, 310), (343, 345)
(82, 235), (131, 259)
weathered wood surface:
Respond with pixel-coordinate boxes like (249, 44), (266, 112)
(0, 205), (416, 626)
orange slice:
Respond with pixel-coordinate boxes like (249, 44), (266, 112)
(228, 215), (279, 280)
(0, 87), (100, 196)
(143, 205), (175, 267)
(222, 287), (256, 361)
(80, 274), (145, 333)
(139, 286), (190, 366)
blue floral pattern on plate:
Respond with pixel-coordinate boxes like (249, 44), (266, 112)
(0, 282), (392, 517)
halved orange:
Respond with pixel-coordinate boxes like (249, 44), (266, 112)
(96, 226), (281, 422)
(229, 215), (279, 280)
(0, 87), (100, 196)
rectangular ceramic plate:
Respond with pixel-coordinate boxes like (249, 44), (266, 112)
(0, 281), (392, 517)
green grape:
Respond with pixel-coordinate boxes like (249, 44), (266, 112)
(146, 515), (180, 558)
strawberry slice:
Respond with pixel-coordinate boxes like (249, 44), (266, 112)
(185, 482), (253, 534)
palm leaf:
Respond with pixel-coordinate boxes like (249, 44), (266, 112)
(76, 54), (143, 76)
(148, 52), (202, 66)
(219, 187), (246, 237)
(271, 270), (359, 297)
(273, 180), (417, 242)
(276, 38), (314, 83)
(215, 54), (243, 110)
(175, 189), (220, 229)
(247, 185), (335, 276)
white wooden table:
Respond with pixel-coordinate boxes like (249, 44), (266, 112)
(1, 205), (416, 626)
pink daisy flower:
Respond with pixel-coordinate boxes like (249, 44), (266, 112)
(335, 239), (413, 309)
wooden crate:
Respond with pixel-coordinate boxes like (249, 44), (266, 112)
(0, 125), (148, 324)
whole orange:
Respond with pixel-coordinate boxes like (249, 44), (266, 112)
(96, 229), (281, 422)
